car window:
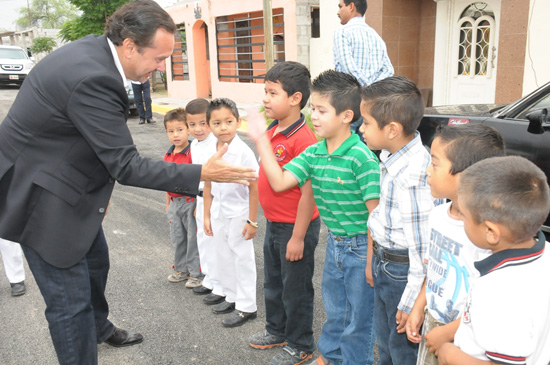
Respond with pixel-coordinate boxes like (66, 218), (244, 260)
(516, 93), (550, 120)
(0, 49), (28, 60)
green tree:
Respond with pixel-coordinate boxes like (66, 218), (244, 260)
(30, 36), (58, 54)
(59, 0), (130, 42)
(17, 0), (78, 29)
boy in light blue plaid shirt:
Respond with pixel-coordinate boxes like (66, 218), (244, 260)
(358, 76), (437, 365)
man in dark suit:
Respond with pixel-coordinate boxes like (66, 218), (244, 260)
(0, 1), (255, 364)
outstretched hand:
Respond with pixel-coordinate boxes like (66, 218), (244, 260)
(247, 108), (267, 143)
(201, 143), (257, 185)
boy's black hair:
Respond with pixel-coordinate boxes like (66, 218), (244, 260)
(311, 70), (362, 123)
(459, 156), (550, 242)
(435, 124), (505, 175)
(206, 98), (239, 124)
(265, 61), (311, 109)
(185, 98), (209, 115)
(164, 108), (187, 128)
(344, 0), (367, 16)
(361, 75), (424, 135)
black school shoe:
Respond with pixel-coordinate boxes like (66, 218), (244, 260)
(212, 300), (235, 314)
(193, 285), (212, 295)
(10, 281), (26, 296)
(203, 293), (225, 305)
(222, 310), (257, 327)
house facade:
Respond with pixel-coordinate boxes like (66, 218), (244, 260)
(165, 0), (549, 106)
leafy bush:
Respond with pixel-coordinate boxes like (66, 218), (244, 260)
(30, 37), (57, 54)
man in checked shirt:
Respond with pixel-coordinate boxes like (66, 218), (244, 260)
(334, 0), (394, 137)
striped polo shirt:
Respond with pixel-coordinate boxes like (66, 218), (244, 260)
(284, 132), (380, 237)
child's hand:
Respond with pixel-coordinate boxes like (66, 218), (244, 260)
(425, 324), (453, 353)
(246, 108), (267, 143)
(405, 307), (424, 343)
(242, 223), (257, 240)
(204, 217), (213, 236)
(286, 237), (304, 261)
(396, 309), (409, 333)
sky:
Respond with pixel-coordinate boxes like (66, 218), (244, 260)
(0, 0), (179, 32)
(0, 0), (22, 31)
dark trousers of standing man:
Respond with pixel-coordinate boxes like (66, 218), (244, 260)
(21, 228), (115, 365)
(132, 79), (153, 121)
(263, 217), (321, 353)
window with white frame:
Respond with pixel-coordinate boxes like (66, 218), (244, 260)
(457, 2), (495, 77)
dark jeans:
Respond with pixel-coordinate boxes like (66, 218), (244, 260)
(132, 79), (152, 120)
(372, 245), (418, 365)
(22, 228), (115, 365)
(263, 217), (320, 353)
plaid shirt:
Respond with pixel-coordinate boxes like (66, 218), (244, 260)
(368, 133), (437, 313)
(333, 16), (394, 86)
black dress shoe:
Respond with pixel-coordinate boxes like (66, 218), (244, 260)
(146, 118), (156, 124)
(193, 285), (212, 295)
(10, 281), (26, 296)
(203, 293), (225, 305)
(104, 327), (143, 347)
(212, 300), (235, 314)
(222, 310), (257, 327)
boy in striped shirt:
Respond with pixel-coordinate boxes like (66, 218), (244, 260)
(249, 70), (380, 365)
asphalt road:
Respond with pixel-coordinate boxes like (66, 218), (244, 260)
(0, 86), (330, 365)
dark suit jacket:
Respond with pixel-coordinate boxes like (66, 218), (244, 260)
(0, 35), (201, 268)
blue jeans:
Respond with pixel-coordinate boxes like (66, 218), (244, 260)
(372, 245), (418, 365)
(132, 79), (152, 120)
(21, 228), (115, 365)
(263, 217), (320, 353)
(317, 232), (376, 365)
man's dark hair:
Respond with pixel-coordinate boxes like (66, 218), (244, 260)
(185, 98), (210, 115)
(206, 98), (239, 124)
(312, 70), (362, 123)
(361, 75), (424, 135)
(105, 0), (176, 49)
(344, 0), (367, 16)
(459, 156), (550, 242)
(265, 61), (311, 109)
(164, 108), (187, 128)
(435, 124), (505, 175)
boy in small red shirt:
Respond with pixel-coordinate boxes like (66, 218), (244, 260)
(163, 108), (201, 288)
(248, 61), (321, 365)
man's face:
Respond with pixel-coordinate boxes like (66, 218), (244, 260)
(337, 0), (353, 25)
(125, 28), (175, 83)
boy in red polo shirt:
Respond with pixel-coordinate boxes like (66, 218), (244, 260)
(163, 108), (202, 288)
(248, 61), (321, 365)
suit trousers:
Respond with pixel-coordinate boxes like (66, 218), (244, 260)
(0, 238), (25, 283)
(131, 80), (152, 120)
(195, 196), (223, 294)
(211, 212), (257, 312)
(21, 228), (115, 365)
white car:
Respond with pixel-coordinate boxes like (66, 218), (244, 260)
(0, 45), (35, 87)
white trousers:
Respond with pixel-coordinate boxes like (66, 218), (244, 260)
(211, 213), (257, 312)
(195, 197), (224, 295)
(0, 238), (25, 284)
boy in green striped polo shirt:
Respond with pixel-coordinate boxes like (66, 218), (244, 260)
(249, 70), (380, 365)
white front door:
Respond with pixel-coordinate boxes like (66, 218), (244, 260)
(449, 1), (500, 104)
